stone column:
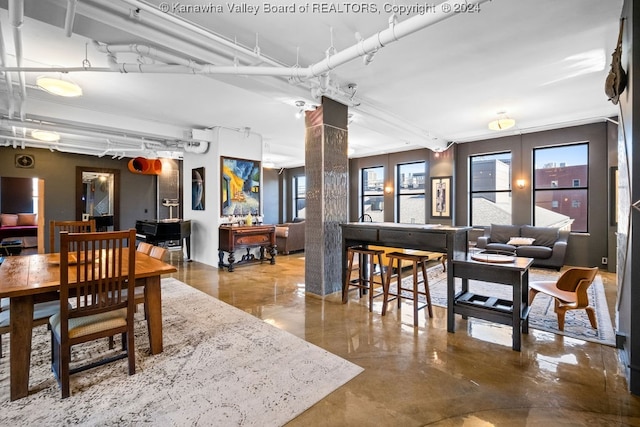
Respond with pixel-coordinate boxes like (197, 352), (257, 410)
(304, 97), (348, 296)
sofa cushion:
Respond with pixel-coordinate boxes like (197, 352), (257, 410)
(516, 245), (553, 259)
(490, 224), (521, 244)
(1, 214), (18, 227)
(485, 243), (517, 253)
(520, 225), (559, 247)
(17, 213), (37, 226)
(506, 237), (536, 246)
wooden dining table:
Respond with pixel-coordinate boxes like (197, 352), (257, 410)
(0, 250), (177, 401)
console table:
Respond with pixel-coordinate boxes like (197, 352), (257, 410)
(340, 222), (470, 291)
(449, 255), (533, 351)
(218, 225), (277, 272)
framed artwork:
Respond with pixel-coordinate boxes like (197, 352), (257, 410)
(431, 176), (451, 218)
(192, 167), (205, 210)
(220, 156), (261, 216)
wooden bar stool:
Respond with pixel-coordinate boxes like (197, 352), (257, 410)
(342, 246), (386, 312)
(382, 252), (433, 326)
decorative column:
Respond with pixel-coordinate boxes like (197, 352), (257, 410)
(304, 97), (349, 296)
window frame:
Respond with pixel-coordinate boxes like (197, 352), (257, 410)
(396, 161), (426, 224)
(293, 175), (306, 219)
(360, 166), (385, 221)
(469, 151), (513, 227)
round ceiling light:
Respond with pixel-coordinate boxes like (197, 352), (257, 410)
(36, 76), (83, 97)
(31, 129), (60, 142)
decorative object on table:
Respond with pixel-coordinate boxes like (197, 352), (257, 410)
(0, 278), (363, 425)
(470, 250), (516, 263)
(127, 157), (162, 175)
(220, 156), (260, 216)
(430, 176), (451, 218)
(192, 167), (205, 210)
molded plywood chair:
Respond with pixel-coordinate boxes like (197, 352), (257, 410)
(49, 229), (136, 398)
(49, 219), (96, 253)
(528, 267), (599, 331)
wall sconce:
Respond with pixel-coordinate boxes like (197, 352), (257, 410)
(384, 185), (393, 194)
(516, 179), (526, 189)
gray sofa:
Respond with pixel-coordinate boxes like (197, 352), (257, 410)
(476, 224), (569, 270)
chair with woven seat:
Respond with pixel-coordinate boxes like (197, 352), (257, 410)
(49, 228), (137, 398)
(49, 219), (96, 252)
(342, 246), (386, 312)
(382, 252), (433, 326)
(528, 266), (599, 332)
(0, 295), (60, 358)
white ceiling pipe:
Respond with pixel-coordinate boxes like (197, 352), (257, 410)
(8, 0), (27, 119)
(117, 0), (284, 68)
(0, 19), (16, 118)
(64, 0), (78, 37)
(93, 41), (202, 69)
(76, 0), (271, 69)
(1, 118), (173, 147)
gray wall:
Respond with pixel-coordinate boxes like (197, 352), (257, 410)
(0, 147), (157, 252)
(455, 122), (612, 268)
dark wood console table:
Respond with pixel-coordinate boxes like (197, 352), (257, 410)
(340, 222), (470, 292)
(218, 225), (277, 272)
(450, 255), (533, 351)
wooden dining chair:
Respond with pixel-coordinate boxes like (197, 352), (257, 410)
(49, 228), (137, 398)
(133, 245), (168, 311)
(136, 241), (153, 255)
(0, 295), (60, 358)
(49, 219), (96, 253)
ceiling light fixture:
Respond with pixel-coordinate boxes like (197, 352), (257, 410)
(488, 111), (515, 131)
(31, 129), (60, 142)
(36, 76), (83, 97)
(294, 100), (305, 119)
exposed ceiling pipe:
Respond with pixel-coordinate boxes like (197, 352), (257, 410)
(64, 0), (78, 37)
(8, 0), (27, 120)
(117, 0), (284, 68)
(0, 19), (16, 118)
(1, 117), (171, 147)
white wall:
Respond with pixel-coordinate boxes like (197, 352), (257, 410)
(182, 127), (263, 267)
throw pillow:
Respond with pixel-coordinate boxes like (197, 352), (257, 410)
(506, 237), (536, 246)
(1, 214), (18, 227)
(17, 213), (37, 226)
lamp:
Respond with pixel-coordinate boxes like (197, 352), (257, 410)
(488, 111), (515, 131)
(384, 185), (393, 194)
(516, 179), (526, 189)
(31, 129), (60, 142)
(294, 100), (305, 119)
(36, 76), (83, 97)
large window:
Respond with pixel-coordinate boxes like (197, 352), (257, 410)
(397, 162), (425, 224)
(470, 152), (512, 226)
(294, 175), (306, 219)
(534, 143), (588, 232)
(361, 166), (384, 222)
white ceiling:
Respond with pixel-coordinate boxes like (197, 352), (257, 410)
(0, 0), (623, 168)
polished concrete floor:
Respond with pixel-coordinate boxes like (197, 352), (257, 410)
(166, 250), (640, 426)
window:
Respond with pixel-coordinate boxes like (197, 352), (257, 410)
(533, 143), (588, 232)
(397, 162), (425, 224)
(361, 166), (385, 222)
(293, 175), (306, 219)
(469, 152), (512, 226)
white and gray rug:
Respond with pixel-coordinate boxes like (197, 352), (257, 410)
(0, 278), (363, 426)
(394, 266), (616, 346)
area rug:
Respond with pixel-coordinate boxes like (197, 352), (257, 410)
(393, 266), (616, 346)
(0, 278), (363, 426)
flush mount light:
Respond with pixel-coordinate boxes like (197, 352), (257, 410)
(488, 111), (515, 131)
(31, 129), (60, 142)
(36, 76), (83, 97)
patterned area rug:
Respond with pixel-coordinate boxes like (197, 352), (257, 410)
(394, 266), (615, 346)
(0, 278), (363, 425)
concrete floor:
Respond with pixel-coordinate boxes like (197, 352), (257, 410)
(166, 249), (640, 426)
